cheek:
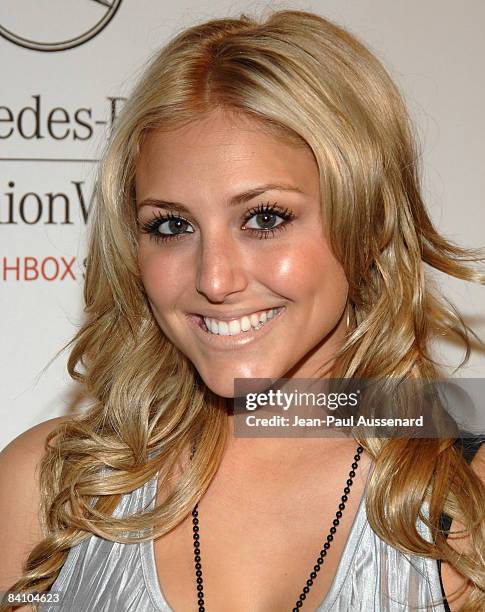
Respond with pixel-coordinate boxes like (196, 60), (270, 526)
(138, 247), (187, 308)
(264, 239), (347, 298)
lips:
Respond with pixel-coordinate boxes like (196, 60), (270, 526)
(190, 307), (283, 322)
(185, 306), (285, 347)
(205, 307), (284, 335)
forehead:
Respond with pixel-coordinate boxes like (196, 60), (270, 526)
(135, 111), (318, 195)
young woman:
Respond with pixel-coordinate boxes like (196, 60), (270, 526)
(1, 9), (484, 612)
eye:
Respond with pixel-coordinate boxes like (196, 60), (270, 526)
(138, 201), (296, 244)
(138, 211), (194, 242)
(242, 202), (295, 239)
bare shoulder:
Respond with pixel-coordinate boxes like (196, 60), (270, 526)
(0, 416), (68, 591)
(441, 441), (485, 611)
(0, 416), (67, 456)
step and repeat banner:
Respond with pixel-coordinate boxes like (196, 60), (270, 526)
(1, 0), (484, 450)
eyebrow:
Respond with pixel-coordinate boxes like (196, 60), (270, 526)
(137, 183), (304, 213)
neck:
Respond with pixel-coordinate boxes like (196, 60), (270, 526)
(224, 412), (354, 463)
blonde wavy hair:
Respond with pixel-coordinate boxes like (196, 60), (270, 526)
(4, 9), (485, 611)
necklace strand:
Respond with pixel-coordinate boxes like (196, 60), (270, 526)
(190, 443), (364, 611)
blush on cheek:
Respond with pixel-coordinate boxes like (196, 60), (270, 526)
(271, 244), (343, 293)
(139, 252), (178, 292)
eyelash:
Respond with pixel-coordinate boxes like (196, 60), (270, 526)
(138, 202), (296, 243)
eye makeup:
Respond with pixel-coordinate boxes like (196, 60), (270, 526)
(138, 201), (296, 243)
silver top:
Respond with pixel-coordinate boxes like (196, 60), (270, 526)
(43, 464), (446, 611)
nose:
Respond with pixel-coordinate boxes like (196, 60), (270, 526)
(196, 233), (249, 303)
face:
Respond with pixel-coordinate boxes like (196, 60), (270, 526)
(136, 110), (349, 398)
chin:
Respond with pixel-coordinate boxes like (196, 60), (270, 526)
(194, 374), (234, 398)
(197, 367), (282, 399)
(201, 374), (236, 398)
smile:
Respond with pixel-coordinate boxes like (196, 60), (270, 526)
(185, 307), (286, 346)
(202, 307), (284, 335)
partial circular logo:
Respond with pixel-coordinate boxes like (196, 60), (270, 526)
(0, 0), (123, 52)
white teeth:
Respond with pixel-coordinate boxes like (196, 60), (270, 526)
(228, 320), (241, 335)
(203, 307), (281, 336)
(241, 316), (251, 332)
(218, 321), (229, 336)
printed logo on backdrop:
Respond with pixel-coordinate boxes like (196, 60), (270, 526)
(0, 92), (127, 282)
(0, 1), (126, 283)
(0, 0), (123, 52)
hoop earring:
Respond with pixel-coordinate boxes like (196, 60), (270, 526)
(346, 302), (351, 331)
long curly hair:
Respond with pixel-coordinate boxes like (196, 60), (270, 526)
(3, 9), (485, 611)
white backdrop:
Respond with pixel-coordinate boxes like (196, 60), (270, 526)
(1, 0), (484, 451)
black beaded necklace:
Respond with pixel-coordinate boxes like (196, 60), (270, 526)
(190, 443), (364, 612)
